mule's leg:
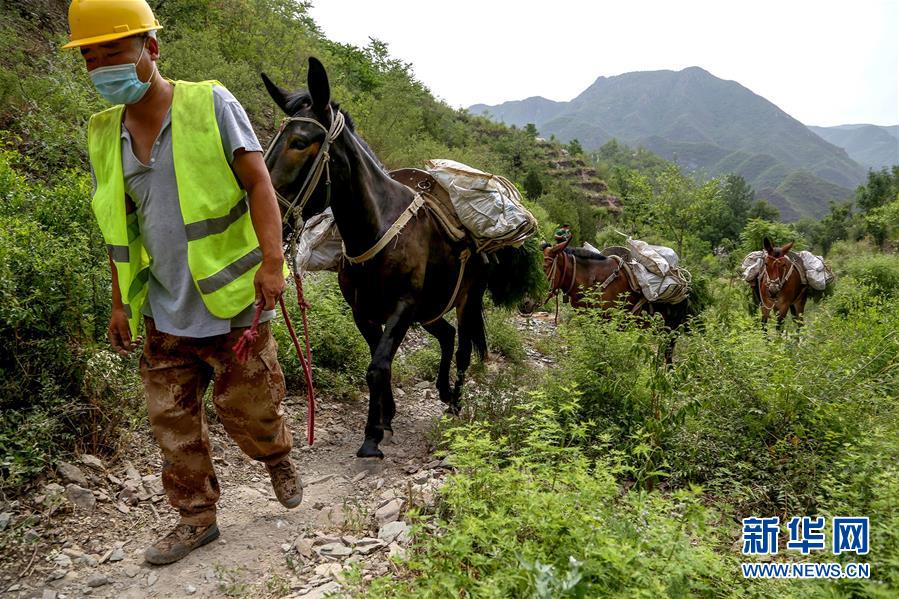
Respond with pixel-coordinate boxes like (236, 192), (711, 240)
(451, 290), (487, 413)
(663, 336), (676, 366)
(775, 301), (790, 332)
(421, 318), (455, 406)
(353, 315), (390, 441)
(793, 292), (808, 329)
(357, 301), (415, 459)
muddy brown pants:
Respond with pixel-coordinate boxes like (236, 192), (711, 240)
(139, 318), (293, 526)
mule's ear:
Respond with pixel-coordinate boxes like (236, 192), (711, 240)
(782, 241), (795, 254)
(763, 236), (774, 254)
(307, 57), (331, 113)
(261, 72), (290, 114)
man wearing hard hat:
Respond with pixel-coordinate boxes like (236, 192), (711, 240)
(64, 0), (302, 565)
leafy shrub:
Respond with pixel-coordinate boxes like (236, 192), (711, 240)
(366, 394), (794, 598)
(484, 307), (525, 364)
(841, 253), (899, 298)
(0, 156), (141, 490)
(400, 336), (441, 382)
(818, 425), (899, 595)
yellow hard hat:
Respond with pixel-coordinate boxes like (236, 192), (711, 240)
(63, 0), (162, 49)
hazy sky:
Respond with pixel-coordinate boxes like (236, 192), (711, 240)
(308, 0), (898, 127)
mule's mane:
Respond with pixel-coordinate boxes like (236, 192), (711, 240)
(566, 247), (608, 261)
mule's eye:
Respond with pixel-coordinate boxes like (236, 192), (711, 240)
(290, 139), (307, 151)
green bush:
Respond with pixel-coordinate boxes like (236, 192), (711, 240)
(818, 425), (899, 596)
(484, 307), (525, 364)
(0, 156), (141, 491)
(366, 394), (796, 598)
(841, 253), (899, 298)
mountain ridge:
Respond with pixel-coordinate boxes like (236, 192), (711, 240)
(470, 67), (867, 220)
(808, 124), (899, 171)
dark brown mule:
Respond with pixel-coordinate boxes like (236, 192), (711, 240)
(755, 237), (808, 330)
(262, 58), (498, 458)
(541, 239), (692, 362)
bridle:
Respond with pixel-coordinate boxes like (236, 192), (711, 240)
(759, 253), (795, 309)
(545, 250), (578, 300)
(263, 108), (346, 225)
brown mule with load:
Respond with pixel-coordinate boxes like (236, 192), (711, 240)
(741, 237), (834, 329)
(537, 237), (695, 362)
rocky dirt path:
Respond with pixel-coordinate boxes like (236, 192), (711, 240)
(2, 387), (449, 598)
(0, 314), (557, 598)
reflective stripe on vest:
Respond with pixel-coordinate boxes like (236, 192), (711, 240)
(88, 80), (264, 336)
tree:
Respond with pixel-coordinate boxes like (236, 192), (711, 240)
(566, 138), (584, 156)
(856, 166), (899, 213)
(748, 200), (780, 222)
(817, 201), (853, 255)
(523, 169), (544, 200)
(621, 165), (726, 258)
(719, 175), (754, 233)
(524, 123), (538, 137)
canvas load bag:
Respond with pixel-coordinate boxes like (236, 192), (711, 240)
(796, 250), (835, 290)
(624, 238), (691, 304)
(293, 208), (343, 275)
(424, 159), (538, 253)
(741, 251), (765, 282)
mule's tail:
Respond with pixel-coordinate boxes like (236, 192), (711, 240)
(460, 290), (488, 361)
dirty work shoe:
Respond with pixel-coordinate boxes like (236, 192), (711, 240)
(144, 522), (220, 565)
(268, 458), (303, 509)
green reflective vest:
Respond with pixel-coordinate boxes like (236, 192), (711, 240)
(88, 80), (262, 338)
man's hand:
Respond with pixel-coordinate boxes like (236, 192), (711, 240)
(108, 307), (141, 356)
(255, 258), (285, 310)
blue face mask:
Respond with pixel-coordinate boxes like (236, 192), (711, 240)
(89, 45), (154, 105)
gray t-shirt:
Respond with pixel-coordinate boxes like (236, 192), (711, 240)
(118, 85), (274, 337)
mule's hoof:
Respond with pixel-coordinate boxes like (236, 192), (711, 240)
(356, 441), (384, 459)
(381, 429), (395, 445)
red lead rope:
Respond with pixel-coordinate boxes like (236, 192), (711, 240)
(232, 277), (316, 445)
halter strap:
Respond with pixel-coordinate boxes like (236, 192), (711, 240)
(263, 109), (346, 223)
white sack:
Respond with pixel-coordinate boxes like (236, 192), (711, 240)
(294, 208), (343, 275)
(796, 250), (834, 291)
(625, 239), (690, 303)
(425, 159), (536, 249)
(583, 242), (601, 255)
(741, 251), (765, 282)
(630, 262), (691, 303)
(626, 238), (673, 277)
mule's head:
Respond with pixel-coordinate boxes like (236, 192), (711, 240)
(762, 237), (794, 296)
(542, 239), (570, 288)
(262, 57), (341, 220)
